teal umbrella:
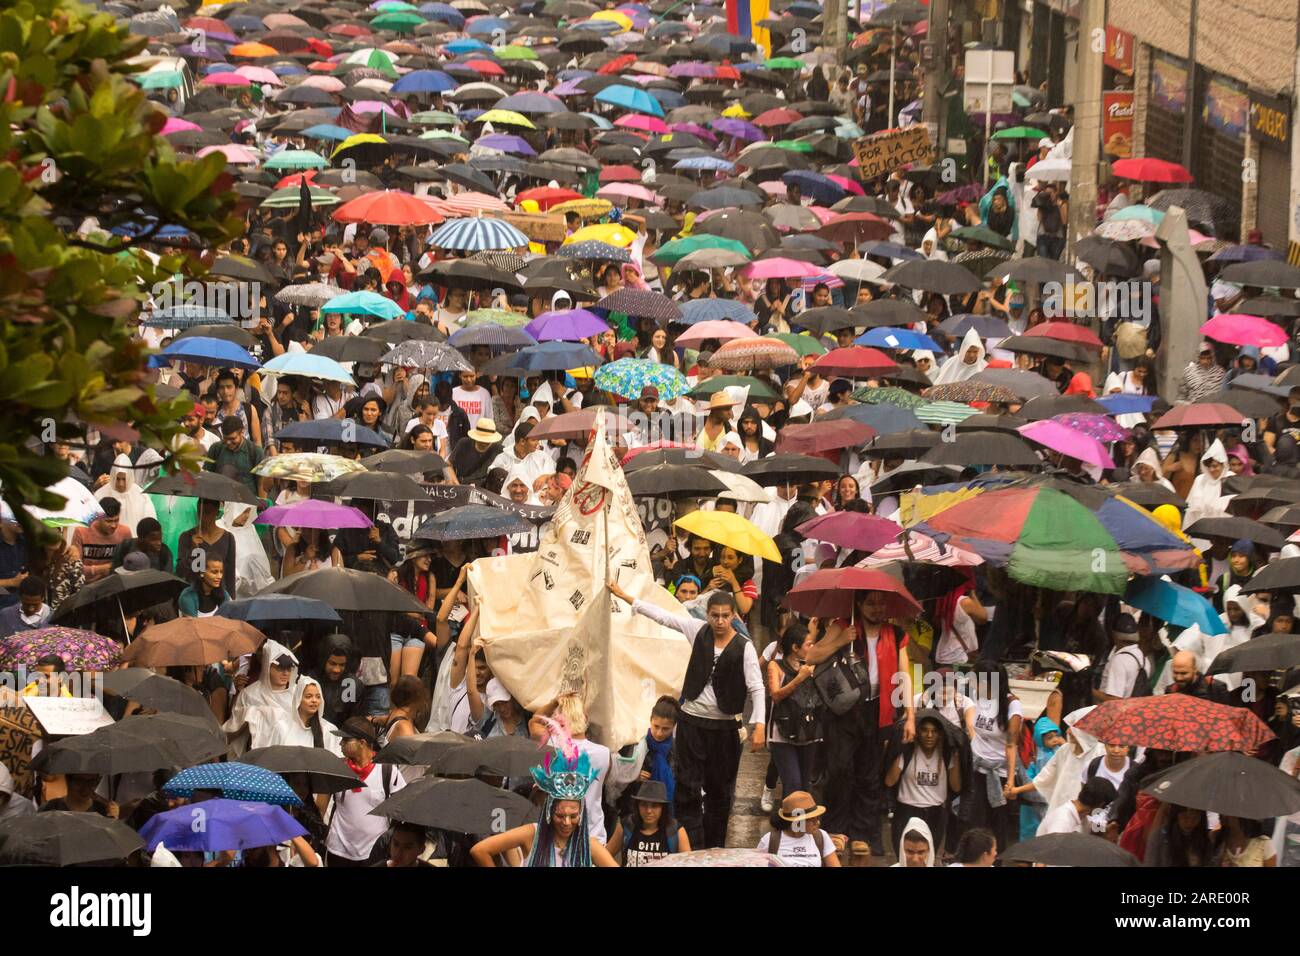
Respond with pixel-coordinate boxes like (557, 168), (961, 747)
(594, 358), (689, 401)
(264, 149), (328, 170)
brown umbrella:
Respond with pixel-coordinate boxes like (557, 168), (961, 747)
(122, 618), (267, 667)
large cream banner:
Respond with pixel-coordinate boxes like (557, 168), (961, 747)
(468, 417), (690, 748)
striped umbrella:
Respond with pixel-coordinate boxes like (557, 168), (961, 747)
(141, 305), (233, 329)
(469, 250), (527, 272)
(709, 337), (799, 371)
(915, 400), (981, 425)
(430, 216), (529, 251)
(594, 357), (689, 401)
(678, 298), (757, 325)
(427, 191), (511, 218)
(857, 531), (984, 567)
(448, 324), (537, 349)
(275, 283), (347, 308)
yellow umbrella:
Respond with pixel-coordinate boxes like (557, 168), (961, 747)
(552, 198), (613, 219)
(567, 366), (595, 379)
(673, 510), (782, 563)
(721, 103), (751, 119)
(589, 9), (633, 30)
(330, 133), (387, 160)
(564, 223), (636, 247)
(474, 109), (536, 129)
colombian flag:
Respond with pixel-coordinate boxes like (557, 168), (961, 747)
(726, 0), (772, 58)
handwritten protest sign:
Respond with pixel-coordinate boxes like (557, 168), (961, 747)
(0, 706), (43, 797)
(853, 126), (934, 180)
(25, 696), (113, 737)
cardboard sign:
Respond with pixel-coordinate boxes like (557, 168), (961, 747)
(1102, 90), (1135, 157)
(25, 696), (114, 737)
(853, 126), (934, 180)
(499, 211), (566, 244)
(0, 706), (41, 798)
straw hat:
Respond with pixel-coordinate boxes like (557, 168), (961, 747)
(706, 391), (738, 411)
(777, 791), (826, 822)
(467, 419), (503, 444)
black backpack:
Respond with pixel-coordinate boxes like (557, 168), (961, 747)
(1119, 646), (1152, 698)
(774, 659), (825, 742)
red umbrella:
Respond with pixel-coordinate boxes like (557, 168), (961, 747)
(754, 107), (803, 128)
(795, 511), (903, 554)
(786, 567), (921, 619)
(599, 164), (642, 183)
(598, 53), (638, 75)
(326, 23), (372, 37)
(811, 346), (899, 378)
(1073, 695), (1274, 752)
(1111, 157), (1194, 183)
(516, 186), (584, 210)
(816, 212), (893, 244)
(275, 171), (318, 189)
(1024, 321), (1105, 350)
(332, 189), (445, 226)
(775, 420), (876, 455)
(1150, 403), (1246, 429)
(464, 59), (506, 76)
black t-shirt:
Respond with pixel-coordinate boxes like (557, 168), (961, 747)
(623, 824), (672, 868)
(430, 553), (468, 592)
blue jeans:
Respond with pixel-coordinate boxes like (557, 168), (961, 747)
(770, 741), (818, 794)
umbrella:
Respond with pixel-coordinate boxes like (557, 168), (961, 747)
(1075, 235), (1141, 277)
(123, 617), (266, 668)
(320, 470), (429, 501)
(881, 259), (981, 295)
(768, 333), (829, 358)
(1141, 751), (1300, 819)
(555, 240), (631, 263)
(242, 745), (361, 795)
(674, 321), (758, 348)
(775, 420), (876, 455)
(153, 336), (260, 370)
(594, 83), (665, 117)
(275, 282), (348, 308)
(33, 714), (228, 775)
(379, 340), (476, 372)
(370, 776), (533, 833)
(332, 189), (445, 226)
(1150, 403), (1245, 430)
(625, 465), (728, 499)
(523, 308), (609, 342)
(163, 762), (303, 806)
(260, 567), (430, 617)
(795, 512), (902, 554)
(1208, 632), (1300, 675)
(529, 408), (622, 443)
(0, 626), (123, 671)
(923, 381), (1020, 405)
(1000, 832), (1138, 867)
(413, 505), (534, 541)
(49, 569), (189, 626)
(430, 216), (530, 251)
(1220, 259), (1300, 289)
(217, 594), (342, 626)
(677, 298), (758, 326)
(251, 453), (367, 484)
(706, 337), (799, 372)
(596, 288), (682, 323)
(256, 499), (373, 530)
(101, 669), (218, 721)
(686, 375), (781, 402)
(492, 341), (602, 373)
(625, 448), (742, 474)
(919, 433), (1041, 468)
(1149, 189), (1240, 236)
(1125, 576), (1227, 635)
(309, 336), (389, 364)
(1073, 695), (1275, 752)
(139, 799), (307, 852)
(272, 419), (391, 449)
(672, 510), (781, 562)
(1112, 157), (1193, 183)
(261, 352), (357, 385)
(140, 471), (263, 507)
(1184, 515), (1286, 548)
(1018, 420), (1115, 469)
(0, 813), (144, 866)
(1019, 394), (1108, 420)
(786, 567), (921, 619)
(594, 358), (689, 401)
(1201, 314), (1289, 348)
(433, 734), (543, 777)
(744, 453), (842, 487)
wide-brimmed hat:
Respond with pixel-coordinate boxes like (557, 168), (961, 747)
(706, 391), (737, 411)
(777, 791), (826, 822)
(632, 779), (670, 804)
(467, 419), (503, 444)
(332, 716), (380, 748)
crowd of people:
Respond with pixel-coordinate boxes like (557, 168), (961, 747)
(2, 0), (1300, 871)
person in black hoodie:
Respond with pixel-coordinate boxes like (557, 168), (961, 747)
(303, 632), (362, 728)
(334, 500), (401, 570)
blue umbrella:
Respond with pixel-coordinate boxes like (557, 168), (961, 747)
(430, 217), (529, 252)
(505, 341), (601, 372)
(273, 418), (390, 448)
(111, 221), (195, 242)
(822, 402), (923, 435)
(448, 324), (537, 349)
(679, 298), (757, 324)
(578, 112), (614, 130)
(652, 90), (687, 110)
(414, 504), (534, 540)
(783, 170), (849, 205)
(856, 327), (942, 351)
(594, 84), (665, 118)
(1125, 576), (1227, 635)
(138, 799), (307, 852)
(262, 352), (356, 385)
(140, 305), (233, 329)
(152, 336), (259, 369)
(420, 2), (464, 26)
(218, 594), (342, 625)
(1097, 394), (1160, 415)
(320, 290), (406, 319)
(300, 123), (354, 141)
(859, 240), (925, 261)
(465, 16), (509, 35)
(446, 37), (491, 53)
(163, 763), (303, 806)
(391, 69), (457, 93)
(474, 132), (536, 155)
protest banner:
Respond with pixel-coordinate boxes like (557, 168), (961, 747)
(853, 126), (934, 180)
(0, 705), (42, 798)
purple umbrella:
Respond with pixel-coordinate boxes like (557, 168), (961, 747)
(474, 133), (537, 156)
(671, 122), (717, 142)
(670, 61), (715, 78)
(551, 78), (587, 97)
(794, 511), (903, 554)
(255, 500), (374, 530)
(0, 626), (123, 671)
(711, 118), (764, 141)
(524, 308), (610, 342)
(1051, 412), (1131, 443)
(138, 799), (307, 852)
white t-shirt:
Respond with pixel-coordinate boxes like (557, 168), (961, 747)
(452, 386), (493, 425)
(576, 738), (611, 843)
(970, 696), (1023, 768)
(1084, 756), (1130, 791)
(1036, 801), (1084, 837)
(755, 829), (836, 867)
(404, 416), (449, 444)
(895, 747), (954, 808)
(1100, 644), (1150, 698)
(325, 763), (406, 861)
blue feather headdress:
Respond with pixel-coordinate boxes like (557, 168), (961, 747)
(529, 715), (598, 801)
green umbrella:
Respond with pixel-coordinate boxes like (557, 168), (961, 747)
(650, 234), (751, 267)
(260, 185), (341, 208)
(915, 400), (980, 425)
(464, 308), (531, 329)
(410, 110), (460, 127)
(264, 149), (328, 170)
(419, 130), (469, 143)
(371, 11), (425, 31)
(686, 375), (781, 401)
(851, 385), (926, 409)
(769, 332), (828, 357)
(765, 57), (804, 70)
(990, 126), (1048, 141)
(951, 224), (1014, 250)
(496, 45), (539, 60)
(772, 139), (815, 152)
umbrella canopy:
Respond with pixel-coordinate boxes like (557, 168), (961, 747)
(626, 464), (728, 498)
(332, 189), (445, 226)
(1017, 420), (1115, 470)
(1208, 632), (1300, 674)
(217, 594), (343, 626)
(256, 499), (373, 530)
(775, 420), (876, 455)
(708, 337), (799, 371)
(251, 452), (367, 483)
(1150, 403), (1245, 430)
(672, 509), (781, 562)
(795, 512), (902, 554)
(1141, 752), (1300, 819)
(413, 505), (535, 540)
(1000, 832), (1138, 867)
(430, 216), (530, 251)
(242, 745), (361, 794)
(1184, 515), (1286, 548)
(743, 453), (842, 487)
(102, 669), (219, 721)
(0, 626), (123, 671)
(1201, 313), (1289, 347)
(786, 567), (922, 619)
(49, 569), (189, 626)
(123, 617), (267, 667)
(272, 419), (391, 449)
(1124, 576), (1227, 635)
(0, 813), (144, 866)
(163, 762), (303, 806)
(1073, 695), (1275, 752)
(33, 714), (228, 775)
(139, 799), (307, 852)
(1112, 157), (1193, 183)
(919, 433), (1041, 468)
(370, 776), (533, 832)
(593, 357), (689, 401)
(379, 340), (476, 372)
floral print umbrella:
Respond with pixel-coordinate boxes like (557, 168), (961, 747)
(0, 627), (122, 671)
(251, 452), (367, 483)
(593, 357), (689, 401)
(1051, 412), (1130, 442)
(1074, 695), (1274, 753)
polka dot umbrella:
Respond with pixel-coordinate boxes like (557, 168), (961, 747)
(162, 762), (304, 807)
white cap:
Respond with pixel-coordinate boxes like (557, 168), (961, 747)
(485, 678), (512, 709)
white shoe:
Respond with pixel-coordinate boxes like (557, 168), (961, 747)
(760, 787), (776, 813)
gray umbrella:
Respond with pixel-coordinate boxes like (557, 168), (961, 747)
(0, 813), (144, 866)
(275, 282), (347, 308)
(379, 340), (476, 373)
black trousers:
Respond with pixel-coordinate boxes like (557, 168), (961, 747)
(892, 802), (948, 857)
(821, 697), (883, 846)
(673, 711), (742, 849)
(963, 770), (1014, 852)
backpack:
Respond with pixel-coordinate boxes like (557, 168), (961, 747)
(1118, 645), (1152, 698)
(773, 659), (825, 743)
(767, 825), (827, 863)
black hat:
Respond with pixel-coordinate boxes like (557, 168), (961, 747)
(1112, 612), (1138, 636)
(332, 716), (380, 748)
(632, 779), (670, 804)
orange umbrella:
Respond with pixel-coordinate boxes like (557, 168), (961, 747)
(332, 189), (445, 226)
(229, 41), (279, 58)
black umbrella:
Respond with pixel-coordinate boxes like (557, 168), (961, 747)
(259, 566), (431, 614)
(320, 469), (428, 500)
(968, 369), (1059, 401)
(998, 334), (1095, 364)
(101, 669), (218, 722)
(272, 419), (391, 449)
(1141, 751), (1300, 818)
(743, 454), (841, 487)
(881, 259), (981, 295)
(242, 745), (362, 795)
(433, 734), (541, 777)
(50, 568), (188, 626)
(624, 448), (742, 472)
(1242, 557), (1300, 593)
(143, 470), (262, 506)
(792, 306), (858, 335)
(0, 813), (144, 866)
(850, 298), (928, 329)
(413, 505), (534, 540)
(1001, 832), (1139, 867)
(1147, 189), (1239, 237)
(1220, 259), (1300, 289)
(211, 254), (275, 285)
(1236, 295), (1300, 317)
(363, 319), (447, 344)
(375, 731), (469, 766)
(989, 257), (1078, 286)
(920, 433), (1042, 468)
(217, 594), (343, 625)
(862, 429), (940, 459)
(693, 209), (781, 253)
(956, 413), (1031, 435)
(432, 162), (498, 194)
(1118, 481), (1186, 509)
(1019, 394), (1108, 420)
(32, 714), (227, 775)
(308, 336), (388, 363)
(370, 776), (533, 833)
(173, 321), (258, 348)
(1184, 516), (1286, 548)
(361, 449), (448, 474)
(1260, 504), (1300, 530)
(421, 258), (523, 291)
(626, 463), (727, 498)
(1208, 633), (1300, 675)
(870, 461), (963, 494)
(1074, 235), (1141, 277)
(1209, 388), (1279, 419)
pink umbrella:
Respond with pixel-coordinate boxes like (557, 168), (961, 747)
(858, 530), (983, 567)
(236, 66), (283, 86)
(1018, 419), (1115, 469)
(616, 114), (668, 133)
(597, 183), (659, 204)
(301, 75), (346, 91)
(806, 205), (837, 224)
(795, 511), (903, 554)
(757, 181), (787, 197)
(198, 144), (261, 164)
(825, 173), (865, 196)
(1141, 228), (1210, 249)
(201, 72), (252, 87)
(351, 100), (399, 115)
(673, 320), (758, 347)
(255, 499), (373, 530)
(742, 257), (825, 279)
(1200, 313), (1289, 347)
(162, 117), (202, 135)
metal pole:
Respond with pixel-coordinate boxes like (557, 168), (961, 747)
(1181, 0), (1198, 174)
(984, 78), (993, 185)
(888, 26), (897, 128)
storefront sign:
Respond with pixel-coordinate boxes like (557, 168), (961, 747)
(1150, 55), (1187, 115)
(1103, 26), (1134, 75)
(1249, 91), (1291, 149)
(1102, 90), (1135, 157)
(1203, 76), (1248, 139)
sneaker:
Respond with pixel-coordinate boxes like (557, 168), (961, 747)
(759, 787), (776, 813)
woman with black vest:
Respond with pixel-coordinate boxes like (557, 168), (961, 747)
(608, 580), (766, 850)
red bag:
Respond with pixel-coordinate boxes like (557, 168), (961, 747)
(1118, 792), (1158, 862)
